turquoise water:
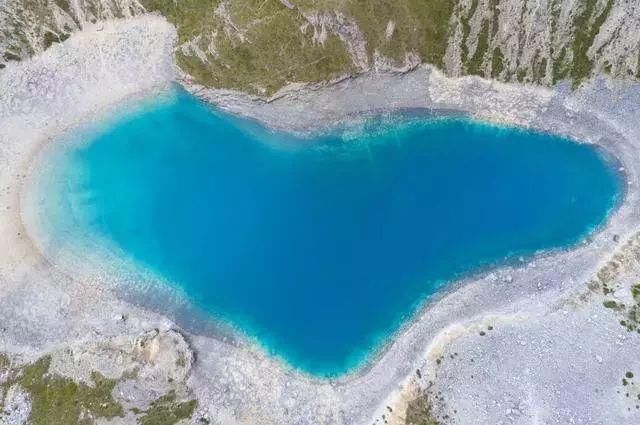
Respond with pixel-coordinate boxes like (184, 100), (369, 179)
(35, 89), (620, 376)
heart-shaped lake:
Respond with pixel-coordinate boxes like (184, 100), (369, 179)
(28, 89), (621, 376)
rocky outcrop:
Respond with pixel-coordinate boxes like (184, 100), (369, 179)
(0, 329), (198, 425)
(49, 328), (194, 388)
(0, 0), (145, 64)
(445, 0), (640, 85)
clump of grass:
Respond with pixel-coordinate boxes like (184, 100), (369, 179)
(466, 19), (489, 75)
(53, 0), (72, 15)
(136, 390), (197, 425)
(175, 354), (186, 368)
(603, 300), (619, 309)
(552, 47), (569, 83)
(459, 0), (478, 64)
(405, 391), (442, 425)
(491, 47), (504, 78)
(601, 274), (640, 332)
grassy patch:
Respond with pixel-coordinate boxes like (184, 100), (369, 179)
(141, 0), (221, 44)
(466, 19), (489, 75)
(0, 355), (124, 425)
(491, 47), (504, 78)
(146, 0), (354, 95)
(136, 390), (197, 425)
(330, 0), (455, 68)
(570, 0), (614, 86)
(53, 0), (72, 15)
(405, 391), (441, 425)
(43, 31), (70, 49)
(603, 299), (620, 309)
(459, 0), (479, 63)
(601, 280), (640, 333)
(552, 47), (569, 83)
(0, 353), (199, 425)
(144, 0), (455, 94)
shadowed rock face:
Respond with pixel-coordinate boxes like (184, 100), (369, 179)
(1, 0), (639, 94)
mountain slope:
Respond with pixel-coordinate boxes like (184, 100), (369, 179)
(1, 0), (639, 94)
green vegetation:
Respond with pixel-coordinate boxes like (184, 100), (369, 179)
(467, 19), (489, 75)
(2, 0), (638, 93)
(0, 355), (124, 425)
(136, 390), (197, 425)
(459, 0), (478, 64)
(536, 57), (548, 83)
(143, 0), (455, 95)
(0, 354), (198, 425)
(320, 0), (455, 68)
(53, 0), (72, 15)
(43, 30), (70, 49)
(489, 0), (500, 37)
(552, 47), (569, 84)
(603, 299), (620, 309)
(405, 391), (441, 425)
(601, 281), (640, 333)
(490, 47), (504, 78)
(145, 0), (354, 95)
(570, 0), (614, 85)
(141, 0), (219, 45)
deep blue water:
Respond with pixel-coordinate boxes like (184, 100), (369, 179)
(35, 90), (620, 376)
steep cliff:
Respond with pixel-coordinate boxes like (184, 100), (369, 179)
(1, 0), (639, 94)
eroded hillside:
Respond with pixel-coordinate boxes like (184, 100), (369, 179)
(1, 0), (640, 96)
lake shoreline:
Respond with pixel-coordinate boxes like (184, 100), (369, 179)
(3, 16), (640, 424)
(23, 86), (624, 380)
(179, 64), (640, 423)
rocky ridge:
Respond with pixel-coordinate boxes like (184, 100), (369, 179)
(1, 0), (639, 94)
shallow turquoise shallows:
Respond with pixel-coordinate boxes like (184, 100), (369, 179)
(35, 89), (621, 376)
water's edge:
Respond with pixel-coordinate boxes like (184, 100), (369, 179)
(22, 85), (625, 379)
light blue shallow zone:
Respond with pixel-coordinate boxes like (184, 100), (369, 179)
(40, 89), (621, 376)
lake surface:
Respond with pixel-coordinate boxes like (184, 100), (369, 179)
(31, 89), (621, 376)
